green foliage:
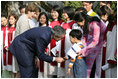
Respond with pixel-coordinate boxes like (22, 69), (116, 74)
(49, 19), (52, 22)
(63, 1), (117, 12)
(111, 1), (117, 10)
(64, 1), (82, 10)
(93, 1), (117, 12)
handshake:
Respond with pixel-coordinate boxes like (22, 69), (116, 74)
(55, 57), (65, 63)
(35, 57), (65, 68)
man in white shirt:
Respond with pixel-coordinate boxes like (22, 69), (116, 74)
(82, 1), (98, 17)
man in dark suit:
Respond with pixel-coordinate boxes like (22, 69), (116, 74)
(9, 26), (66, 78)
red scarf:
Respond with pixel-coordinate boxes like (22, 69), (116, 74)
(1, 26), (7, 65)
(7, 27), (15, 65)
(61, 21), (75, 68)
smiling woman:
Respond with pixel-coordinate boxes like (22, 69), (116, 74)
(1, 13), (19, 78)
(73, 11), (107, 78)
(38, 12), (48, 27)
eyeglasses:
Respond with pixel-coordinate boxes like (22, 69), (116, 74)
(83, 4), (90, 7)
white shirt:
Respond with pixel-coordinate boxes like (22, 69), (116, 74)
(87, 9), (94, 15)
(87, 9), (100, 18)
(28, 18), (39, 28)
(28, 19), (37, 28)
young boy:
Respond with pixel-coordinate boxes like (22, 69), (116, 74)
(63, 29), (87, 78)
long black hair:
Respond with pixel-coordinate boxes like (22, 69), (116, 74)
(75, 7), (87, 14)
(97, 5), (111, 18)
(63, 6), (75, 20)
(73, 12), (100, 35)
(38, 12), (48, 26)
(97, 5), (113, 32)
(51, 5), (62, 21)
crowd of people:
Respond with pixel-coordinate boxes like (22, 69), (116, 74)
(1, 1), (117, 78)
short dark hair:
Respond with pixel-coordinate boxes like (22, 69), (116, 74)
(52, 5), (62, 21)
(19, 5), (26, 10)
(69, 29), (82, 40)
(63, 6), (74, 20)
(52, 25), (66, 37)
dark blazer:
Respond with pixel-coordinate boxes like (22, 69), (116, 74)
(9, 27), (53, 78)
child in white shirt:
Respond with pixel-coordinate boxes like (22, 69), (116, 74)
(63, 29), (87, 78)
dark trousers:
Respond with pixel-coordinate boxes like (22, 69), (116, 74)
(19, 64), (39, 78)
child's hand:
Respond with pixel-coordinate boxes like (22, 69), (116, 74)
(67, 68), (71, 75)
(76, 52), (82, 56)
(78, 52), (82, 56)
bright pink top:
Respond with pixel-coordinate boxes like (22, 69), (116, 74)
(81, 21), (107, 56)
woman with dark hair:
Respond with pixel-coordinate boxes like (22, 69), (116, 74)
(103, 7), (117, 78)
(38, 12), (48, 27)
(1, 14), (9, 78)
(48, 5), (62, 78)
(8, 13), (18, 28)
(62, 6), (75, 29)
(51, 6), (75, 78)
(99, 5), (117, 78)
(90, 5), (111, 78)
(73, 12), (106, 78)
(62, 6), (75, 22)
(97, 5), (111, 26)
(5, 13), (20, 77)
(50, 5), (62, 23)
(72, 7), (87, 35)
(61, 6), (75, 78)
(37, 12), (49, 77)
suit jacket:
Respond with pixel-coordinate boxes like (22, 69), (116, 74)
(9, 27), (53, 77)
(15, 14), (30, 37)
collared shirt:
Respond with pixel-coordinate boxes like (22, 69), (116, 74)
(87, 9), (99, 17)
